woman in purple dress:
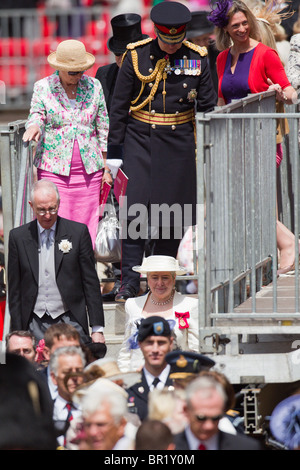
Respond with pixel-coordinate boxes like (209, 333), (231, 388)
(208, 0), (298, 275)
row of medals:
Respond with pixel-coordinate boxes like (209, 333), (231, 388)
(164, 59), (201, 76)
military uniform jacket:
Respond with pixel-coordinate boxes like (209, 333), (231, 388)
(107, 38), (217, 225)
(126, 368), (173, 421)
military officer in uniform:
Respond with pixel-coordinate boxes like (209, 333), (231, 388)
(126, 316), (175, 421)
(107, 1), (217, 302)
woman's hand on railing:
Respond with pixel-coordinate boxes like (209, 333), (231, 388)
(267, 79), (297, 105)
(23, 124), (41, 143)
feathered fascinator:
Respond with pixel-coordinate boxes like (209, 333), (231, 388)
(207, 0), (233, 28)
(252, 0), (295, 26)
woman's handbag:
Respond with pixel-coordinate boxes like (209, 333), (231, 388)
(94, 193), (121, 263)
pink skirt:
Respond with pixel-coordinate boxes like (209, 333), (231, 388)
(37, 139), (102, 248)
(276, 143), (283, 168)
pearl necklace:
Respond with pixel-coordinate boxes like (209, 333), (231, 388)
(150, 290), (174, 306)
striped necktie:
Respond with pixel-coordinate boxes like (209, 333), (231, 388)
(66, 402), (73, 422)
(63, 402), (74, 447)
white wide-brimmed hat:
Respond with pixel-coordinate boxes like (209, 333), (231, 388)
(132, 255), (187, 275)
(47, 39), (95, 72)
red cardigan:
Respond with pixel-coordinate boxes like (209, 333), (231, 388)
(216, 42), (291, 103)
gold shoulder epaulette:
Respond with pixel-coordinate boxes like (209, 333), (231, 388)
(183, 40), (208, 57)
(226, 409), (240, 417)
(127, 37), (153, 50)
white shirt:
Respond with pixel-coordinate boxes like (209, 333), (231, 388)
(53, 394), (82, 446)
(37, 220), (56, 246)
(47, 365), (58, 400)
(113, 435), (134, 450)
(143, 365), (171, 391)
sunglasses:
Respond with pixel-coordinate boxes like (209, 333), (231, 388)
(68, 71), (84, 75)
(195, 414), (223, 422)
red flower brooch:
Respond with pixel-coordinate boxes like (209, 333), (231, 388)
(175, 311), (190, 329)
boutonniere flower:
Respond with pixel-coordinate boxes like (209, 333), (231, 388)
(58, 239), (72, 254)
(175, 311), (190, 329)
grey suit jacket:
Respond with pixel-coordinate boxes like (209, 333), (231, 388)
(8, 216), (104, 334)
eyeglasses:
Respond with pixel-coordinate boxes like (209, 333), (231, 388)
(68, 71), (85, 75)
(195, 414), (223, 422)
(36, 208), (58, 216)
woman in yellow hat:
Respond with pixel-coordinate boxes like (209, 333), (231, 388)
(23, 39), (111, 248)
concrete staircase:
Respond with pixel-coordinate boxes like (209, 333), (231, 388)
(102, 301), (126, 360)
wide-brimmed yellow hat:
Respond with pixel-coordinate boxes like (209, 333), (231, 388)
(47, 39), (95, 72)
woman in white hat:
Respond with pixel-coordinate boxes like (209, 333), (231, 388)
(23, 39), (111, 247)
(117, 255), (200, 372)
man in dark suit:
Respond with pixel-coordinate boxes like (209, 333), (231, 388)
(186, 10), (219, 93)
(95, 13), (148, 302)
(126, 316), (174, 421)
(7, 179), (105, 346)
(174, 375), (263, 450)
(95, 12), (148, 115)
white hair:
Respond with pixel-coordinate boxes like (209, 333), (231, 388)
(30, 179), (60, 206)
(185, 375), (227, 408)
(81, 379), (128, 425)
(49, 345), (86, 376)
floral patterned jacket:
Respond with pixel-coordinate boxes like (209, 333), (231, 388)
(287, 34), (300, 91)
(26, 72), (109, 176)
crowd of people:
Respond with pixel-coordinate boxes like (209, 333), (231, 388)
(2, 317), (265, 450)
(2, 0), (300, 452)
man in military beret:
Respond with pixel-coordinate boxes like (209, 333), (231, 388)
(126, 316), (175, 421)
(107, 1), (217, 302)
